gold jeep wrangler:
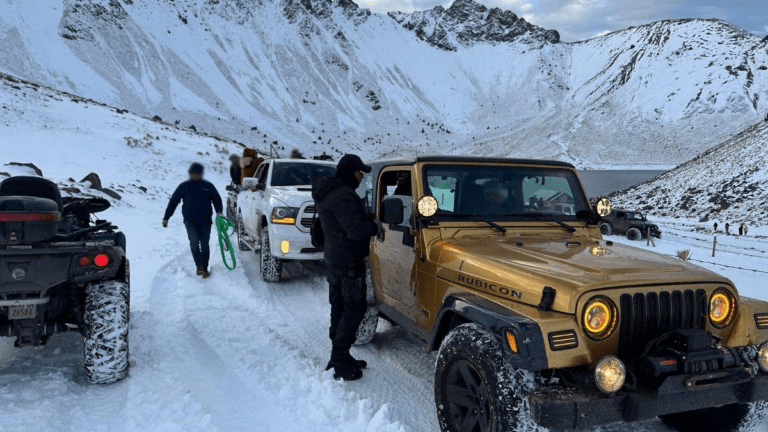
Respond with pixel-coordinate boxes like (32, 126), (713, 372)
(354, 156), (768, 432)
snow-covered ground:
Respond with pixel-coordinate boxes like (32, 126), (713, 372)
(3, 70), (768, 432)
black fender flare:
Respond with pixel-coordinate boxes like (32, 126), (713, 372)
(428, 293), (548, 371)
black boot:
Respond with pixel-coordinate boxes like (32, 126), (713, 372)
(341, 351), (367, 370)
(326, 348), (363, 381)
(196, 265), (204, 276)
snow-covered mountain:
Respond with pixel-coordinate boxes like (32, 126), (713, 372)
(610, 118), (768, 224)
(1, 0), (767, 167)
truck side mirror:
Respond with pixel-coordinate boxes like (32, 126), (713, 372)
(381, 198), (404, 225)
(242, 178), (259, 190)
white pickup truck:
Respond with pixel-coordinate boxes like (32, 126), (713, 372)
(229, 158), (336, 281)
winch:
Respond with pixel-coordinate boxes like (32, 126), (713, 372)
(636, 329), (741, 380)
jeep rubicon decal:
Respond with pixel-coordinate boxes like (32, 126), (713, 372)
(457, 274), (522, 299)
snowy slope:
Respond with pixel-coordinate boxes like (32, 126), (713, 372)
(1, 0), (767, 167)
(610, 119), (768, 224)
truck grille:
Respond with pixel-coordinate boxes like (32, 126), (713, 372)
(300, 205), (316, 228)
(618, 289), (707, 360)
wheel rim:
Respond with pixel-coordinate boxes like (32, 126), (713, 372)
(600, 224), (608, 234)
(445, 360), (491, 432)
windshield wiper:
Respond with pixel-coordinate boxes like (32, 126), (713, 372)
(439, 213), (508, 233)
(504, 213), (577, 233)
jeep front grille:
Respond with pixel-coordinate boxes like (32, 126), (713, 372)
(618, 289), (707, 360)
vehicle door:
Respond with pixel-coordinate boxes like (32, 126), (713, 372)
(370, 167), (418, 310)
(242, 162), (269, 238)
(252, 162), (271, 238)
(615, 211), (627, 231)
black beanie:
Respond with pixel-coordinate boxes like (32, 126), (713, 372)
(189, 162), (204, 174)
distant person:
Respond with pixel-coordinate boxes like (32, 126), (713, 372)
(739, 224), (744, 236)
(725, 222), (730, 235)
(163, 163), (223, 279)
(744, 224), (749, 236)
(713, 222), (718, 232)
(317, 152), (333, 161)
(290, 149), (305, 159)
(229, 154), (241, 186)
(312, 154), (382, 381)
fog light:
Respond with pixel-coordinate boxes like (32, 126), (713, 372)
(280, 240), (290, 254)
(757, 342), (768, 373)
(595, 356), (626, 394)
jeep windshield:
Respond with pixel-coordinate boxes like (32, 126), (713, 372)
(422, 164), (590, 222)
(271, 162), (336, 187)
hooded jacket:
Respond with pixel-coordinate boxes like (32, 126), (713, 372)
(164, 179), (223, 225)
(312, 177), (377, 266)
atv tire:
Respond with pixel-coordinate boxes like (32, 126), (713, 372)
(435, 323), (542, 432)
(660, 401), (768, 432)
(599, 223), (612, 236)
(83, 279), (130, 384)
(626, 227), (642, 241)
(260, 225), (282, 282)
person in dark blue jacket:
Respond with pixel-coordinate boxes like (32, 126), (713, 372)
(163, 163), (223, 278)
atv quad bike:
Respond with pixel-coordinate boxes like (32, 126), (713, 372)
(0, 176), (129, 384)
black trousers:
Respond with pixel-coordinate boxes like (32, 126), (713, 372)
(327, 260), (367, 353)
(184, 221), (212, 268)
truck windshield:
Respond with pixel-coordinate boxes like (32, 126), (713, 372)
(422, 164), (590, 221)
(271, 162), (336, 187)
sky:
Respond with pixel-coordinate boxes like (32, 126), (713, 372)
(357, 0), (768, 42)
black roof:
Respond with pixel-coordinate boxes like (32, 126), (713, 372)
(368, 155), (575, 169)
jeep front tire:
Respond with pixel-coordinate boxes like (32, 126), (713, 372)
(660, 401), (768, 432)
(626, 227), (642, 241)
(435, 323), (541, 432)
(83, 279), (130, 384)
(599, 223), (612, 236)
(260, 225), (282, 282)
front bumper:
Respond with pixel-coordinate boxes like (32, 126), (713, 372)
(529, 369), (768, 429)
(268, 223), (324, 261)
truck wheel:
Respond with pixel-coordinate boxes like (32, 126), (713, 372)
(599, 223), (612, 236)
(435, 323), (541, 432)
(236, 213), (249, 252)
(83, 279), (130, 384)
(354, 306), (379, 345)
(626, 227), (642, 241)
(260, 226), (282, 282)
(660, 401), (768, 432)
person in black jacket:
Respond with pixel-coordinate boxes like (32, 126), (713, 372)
(229, 154), (241, 186)
(312, 154), (381, 381)
(163, 163), (223, 278)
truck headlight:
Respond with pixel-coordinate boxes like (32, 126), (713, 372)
(595, 356), (626, 394)
(758, 342), (768, 373)
(710, 289), (736, 328)
(582, 296), (617, 340)
(271, 207), (299, 224)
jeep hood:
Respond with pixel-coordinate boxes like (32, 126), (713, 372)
(434, 232), (732, 313)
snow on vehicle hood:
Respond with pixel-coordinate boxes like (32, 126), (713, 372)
(269, 186), (315, 208)
(433, 232), (732, 313)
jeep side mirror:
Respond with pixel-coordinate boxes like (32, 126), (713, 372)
(381, 198), (404, 225)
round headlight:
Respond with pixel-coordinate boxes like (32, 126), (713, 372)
(594, 356), (626, 394)
(582, 296), (617, 340)
(417, 196), (439, 217)
(595, 198), (612, 217)
(757, 342), (768, 373)
(709, 289), (736, 328)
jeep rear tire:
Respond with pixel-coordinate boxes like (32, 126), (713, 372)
(435, 323), (541, 432)
(660, 401), (768, 432)
(83, 279), (130, 384)
(260, 225), (282, 282)
(599, 223), (612, 236)
(354, 306), (379, 345)
(626, 227), (642, 241)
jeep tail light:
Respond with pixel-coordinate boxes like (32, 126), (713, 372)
(79, 256), (91, 266)
(93, 254), (110, 267)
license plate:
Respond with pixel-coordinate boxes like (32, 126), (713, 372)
(8, 305), (36, 320)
